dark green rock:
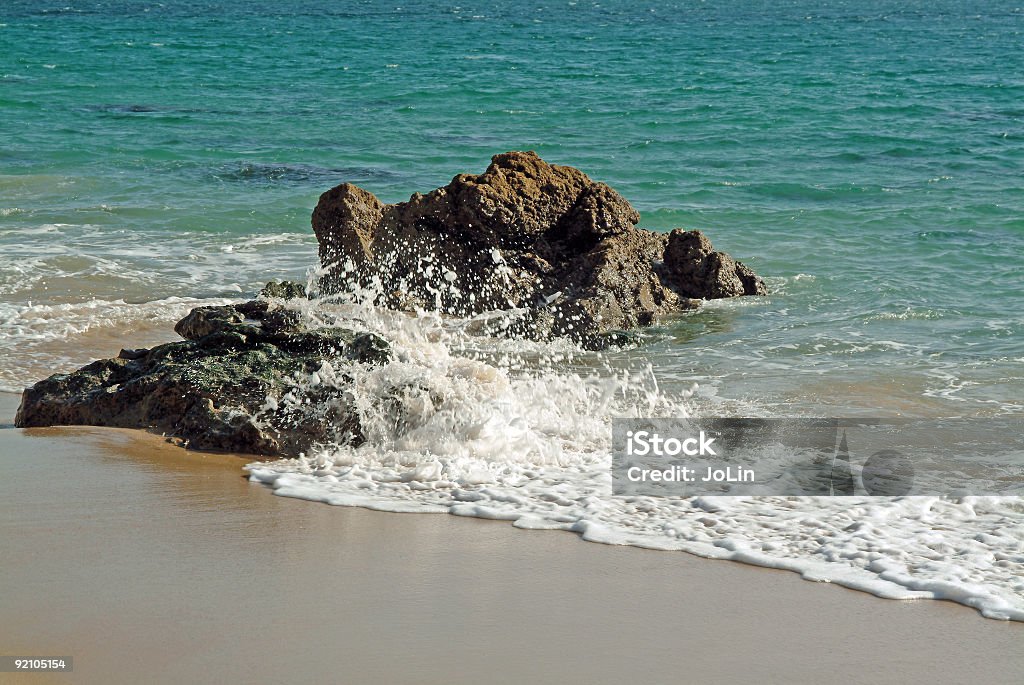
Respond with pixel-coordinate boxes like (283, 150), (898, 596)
(347, 332), (392, 365)
(579, 329), (644, 351)
(15, 298), (392, 457)
(259, 280), (307, 300)
(174, 305), (246, 340)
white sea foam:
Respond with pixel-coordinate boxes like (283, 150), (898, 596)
(0, 296), (234, 344)
(246, 299), (1024, 622)
(0, 295), (236, 392)
(0, 223), (317, 391)
(0, 232), (1017, 618)
(0, 223), (315, 294)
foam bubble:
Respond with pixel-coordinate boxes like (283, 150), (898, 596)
(0, 295), (236, 392)
(246, 299), (1024, 622)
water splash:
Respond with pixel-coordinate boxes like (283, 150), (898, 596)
(247, 292), (1024, 622)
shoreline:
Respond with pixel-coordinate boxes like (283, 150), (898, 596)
(2, 393), (1021, 684)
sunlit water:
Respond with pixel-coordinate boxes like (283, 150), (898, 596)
(1, 0), (1022, 619)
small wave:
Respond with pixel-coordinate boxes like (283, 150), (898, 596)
(828, 151), (866, 163)
(745, 182), (874, 202)
(0, 295), (236, 345)
(87, 103), (163, 113)
(213, 162), (398, 187)
(0, 295), (240, 393)
(0, 174), (73, 195)
(863, 307), (948, 322)
(882, 146), (926, 158)
(916, 229), (978, 242)
(34, 6), (90, 15)
(218, 233), (312, 253)
(236, 297), (1024, 622)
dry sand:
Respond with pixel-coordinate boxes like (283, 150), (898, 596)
(0, 392), (1021, 685)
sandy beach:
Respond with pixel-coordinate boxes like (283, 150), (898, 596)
(1, 392), (1020, 685)
(5, 2), (1024, 683)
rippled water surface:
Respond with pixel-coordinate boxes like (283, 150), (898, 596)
(2, 0), (1024, 622)
(3, 0), (1021, 409)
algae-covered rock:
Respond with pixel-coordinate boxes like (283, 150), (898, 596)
(15, 297), (391, 456)
(260, 280), (308, 300)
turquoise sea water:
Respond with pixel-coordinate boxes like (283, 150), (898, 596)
(1, 0), (1022, 412)
(3, 0), (1024, 623)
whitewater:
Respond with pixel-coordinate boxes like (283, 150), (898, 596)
(236, 286), (1024, 622)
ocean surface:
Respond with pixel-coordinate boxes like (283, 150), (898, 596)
(2, 1), (1022, 619)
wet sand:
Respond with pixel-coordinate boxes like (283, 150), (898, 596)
(0, 392), (1021, 685)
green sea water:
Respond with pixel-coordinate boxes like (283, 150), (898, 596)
(1, 0), (1022, 413)
(3, 1), (1024, 625)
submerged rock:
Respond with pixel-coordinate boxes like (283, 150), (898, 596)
(313, 151), (766, 341)
(15, 290), (391, 456)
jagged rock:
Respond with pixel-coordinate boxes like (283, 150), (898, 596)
(312, 151), (766, 342)
(260, 280), (308, 300)
(15, 298), (391, 456)
(14, 155), (768, 457)
(663, 229), (765, 299)
(174, 305), (251, 340)
(579, 329), (645, 352)
(346, 331), (392, 365)
(118, 348), (148, 360)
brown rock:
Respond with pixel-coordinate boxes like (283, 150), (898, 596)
(312, 183), (384, 292)
(663, 229), (767, 299)
(312, 151), (766, 342)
